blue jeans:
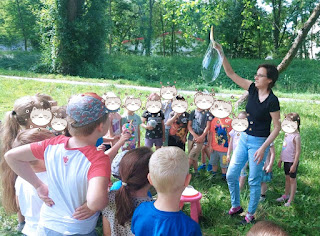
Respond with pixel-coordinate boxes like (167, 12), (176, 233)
(37, 226), (98, 236)
(226, 132), (270, 214)
(163, 128), (170, 146)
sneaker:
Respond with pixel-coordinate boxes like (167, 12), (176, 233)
(228, 206), (243, 216)
(240, 215), (255, 225)
(198, 164), (206, 171)
(207, 164), (213, 172)
(284, 200), (291, 207)
(212, 171), (217, 177)
(276, 194), (289, 202)
(259, 196), (266, 202)
(221, 174), (227, 181)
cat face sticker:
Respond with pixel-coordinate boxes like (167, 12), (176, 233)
(194, 92), (214, 110)
(30, 107), (52, 127)
(281, 118), (298, 134)
(51, 116), (67, 131)
(210, 100), (232, 118)
(104, 92), (121, 111)
(146, 100), (162, 113)
(172, 99), (188, 113)
(231, 118), (249, 132)
(160, 85), (177, 100)
(124, 97), (142, 112)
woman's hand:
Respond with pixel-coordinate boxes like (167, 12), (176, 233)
(73, 202), (96, 220)
(254, 147), (266, 164)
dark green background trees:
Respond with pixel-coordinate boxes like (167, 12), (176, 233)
(0, 0), (319, 74)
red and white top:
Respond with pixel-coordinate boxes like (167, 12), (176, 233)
(31, 135), (110, 235)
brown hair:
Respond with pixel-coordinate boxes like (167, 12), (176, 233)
(247, 220), (289, 236)
(0, 96), (51, 214)
(286, 112), (301, 132)
(67, 113), (108, 137)
(1, 128), (54, 214)
(257, 64), (279, 90)
(115, 147), (153, 226)
(50, 106), (71, 136)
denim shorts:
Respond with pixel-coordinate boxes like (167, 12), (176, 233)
(261, 170), (272, 183)
(37, 226), (98, 236)
(210, 151), (228, 168)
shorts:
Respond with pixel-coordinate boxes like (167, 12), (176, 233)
(284, 162), (299, 178)
(188, 140), (203, 161)
(261, 170), (272, 183)
(145, 138), (163, 148)
(210, 151), (228, 168)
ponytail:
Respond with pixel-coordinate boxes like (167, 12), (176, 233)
(115, 147), (153, 225)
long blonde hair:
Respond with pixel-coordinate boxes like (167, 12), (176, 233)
(0, 96), (51, 214)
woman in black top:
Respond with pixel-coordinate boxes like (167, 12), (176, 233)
(215, 43), (281, 224)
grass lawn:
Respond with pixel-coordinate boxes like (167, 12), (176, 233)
(0, 78), (320, 235)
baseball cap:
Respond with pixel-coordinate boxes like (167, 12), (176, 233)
(67, 93), (108, 127)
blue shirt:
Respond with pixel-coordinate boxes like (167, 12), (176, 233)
(131, 201), (202, 236)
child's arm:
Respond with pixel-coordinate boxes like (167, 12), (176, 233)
(141, 117), (153, 130)
(5, 145), (54, 206)
(290, 135), (301, 173)
(105, 131), (132, 161)
(162, 120), (165, 142)
(265, 145), (276, 173)
(165, 112), (178, 126)
(137, 125), (141, 147)
(187, 120), (199, 140)
(197, 120), (211, 143)
(227, 136), (233, 163)
(73, 201), (96, 220)
(102, 216), (112, 236)
(86, 176), (109, 212)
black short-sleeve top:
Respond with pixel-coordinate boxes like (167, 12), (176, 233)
(246, 83), (280, 137)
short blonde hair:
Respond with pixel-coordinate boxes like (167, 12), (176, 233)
(149, 147), (188, 194)
(247, 221), (288, 236)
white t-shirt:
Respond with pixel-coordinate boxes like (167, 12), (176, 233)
(30, 135), (110, 235)
(15, 172), (47, 236)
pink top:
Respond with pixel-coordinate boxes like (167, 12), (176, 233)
(280, 133), (300, 163)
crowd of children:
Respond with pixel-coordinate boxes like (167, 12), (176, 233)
(0, 88), (299, 235)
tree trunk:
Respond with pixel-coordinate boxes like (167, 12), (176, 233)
(277, 2), (320, 73)
(146, 0), (154, 56)
(109, 0), (112, 54)
(15, 0), (27, 51)
(160, 4), (166, 56)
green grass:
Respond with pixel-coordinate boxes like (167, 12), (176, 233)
(1, 78), (320, 235)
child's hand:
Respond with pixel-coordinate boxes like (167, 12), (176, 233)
(226, 154), (230, 163)
(289, 164), (297, 173)
(73, 202), (96, 220)
(278, 160), (282, 168)
(119, 131), (132, 143)
(97, 144), (106, 152)
(146, 125), (154, 130)
(37, 183), (54, 207)
(196, 135), (205, 143)
(265, 164), (273, 173)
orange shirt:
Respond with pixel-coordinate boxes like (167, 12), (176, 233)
(210, 117), (232, 152)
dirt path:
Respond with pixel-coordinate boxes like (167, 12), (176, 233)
(1, 75), (319, 104)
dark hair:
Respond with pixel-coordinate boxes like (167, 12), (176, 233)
(286, 112), (301, 132)
(257, 64), (279, 90)
(115, 147), (153, 226)
(176, 95), (185, 100)
(247, 220), (288, 236)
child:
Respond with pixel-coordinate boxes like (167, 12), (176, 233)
(276, 113), (301, 207)
(131, 147), (202, 236)
(121, 103), (142, 148)
(227, 111), (247, 189)
(188, 108), (212, 174)
(141, 93), (165, 150)
(260, 143), (275, 201)
(102, 147), (153, 236)
(247, 220), (288, 236)
(5, 93), (112, 235)
(13, 128), (54, 236)
(165, 95), (189, 151)
(0, 95), (51, 230)
(208, 116), (232, 180)
(162, 98), (173, 146)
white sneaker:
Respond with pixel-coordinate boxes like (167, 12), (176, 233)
(259, 196), (266, 202)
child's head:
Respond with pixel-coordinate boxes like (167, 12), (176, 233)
(66, 93), (109, 137)
(237, 111), (247, 119)
(0, 128), (54, 214)
(50, 106), (69, 136)
(115, 147), (153, 225)
(247, 220), (288, 236)
(35, 93), (57, 106)
(148, 92), (161, 101)
(285, 112), (300, 132)
(148, 146), (190, 194)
